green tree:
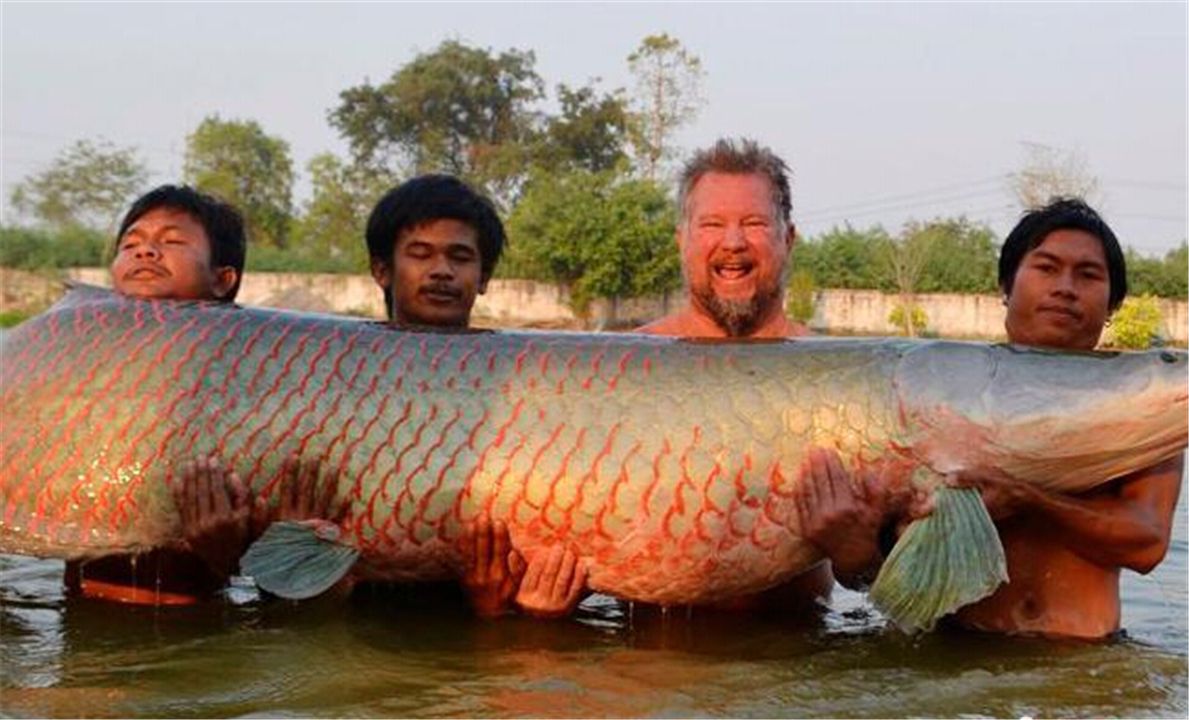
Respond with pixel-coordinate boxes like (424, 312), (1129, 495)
(10, 139), (148, 233)
(329, 40), (543, 206)
(184, 116), (294, 248)
(1128, 243), (1188, 299)
(503, 168), (680, 314)
(879, 223), (941, 337)
(794, 224), (890, 290)
(291, 153), (391, 271)
(539, 81), (631, 173)
(913, 217), (998, 293)
(627, 33), (705, 180)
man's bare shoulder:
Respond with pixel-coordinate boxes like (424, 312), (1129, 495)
(636, 313), (690, 336)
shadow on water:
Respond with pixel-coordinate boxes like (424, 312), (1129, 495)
(2, 487), (1187, 719)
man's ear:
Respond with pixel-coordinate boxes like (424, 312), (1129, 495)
(213, 267), (239, 300)
(370, 257), (392, 290)
(478, 275), (489, 295)
(784, 223), (796, 254)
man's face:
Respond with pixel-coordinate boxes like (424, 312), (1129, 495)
(372, 218), (486, 328)
(678, 172), (793, 336)
(111, 207), (235, 300)
(1004, 228), (1112, 351)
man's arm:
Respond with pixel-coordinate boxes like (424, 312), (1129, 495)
(953, 453), (1184, 574)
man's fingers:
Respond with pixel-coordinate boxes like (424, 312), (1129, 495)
(492, 521), (510, 569)
(209, 460), (231, 517)
(552, 549), (577, 598)
(507, 549), (527, 584)
(474, 518), (492, 572)
(566, 559), (589, 604)
(318, 462), (339, 516)
(823, 449), (848, 503)
(541, 545), (564, 587)
(520, 549), (545, 591)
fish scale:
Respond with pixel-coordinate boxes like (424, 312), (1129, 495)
(1, 285), (1185, 613)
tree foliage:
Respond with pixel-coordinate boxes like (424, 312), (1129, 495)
(290, 153), (391, 271)
(792, 224), (891, 290)
(627, 33), (705, 180)
(503, 168), (680, 313)
(184, 116), (294, 248)
(0, 225), (108, 269)
(329, 40), (543, 206)
(10, 139), (147, 233)
(1128, 243), (1188, 299)
(538, 82), (632, 174)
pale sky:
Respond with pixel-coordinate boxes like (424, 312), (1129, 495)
(2, 2), (1186, 254)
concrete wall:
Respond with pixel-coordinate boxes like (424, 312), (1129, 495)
(4, 267), (1185, 343)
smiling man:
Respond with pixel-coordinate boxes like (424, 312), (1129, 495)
(638, 138), (808, 339)
(638, 138), (831, 613)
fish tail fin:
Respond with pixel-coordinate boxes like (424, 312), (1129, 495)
(869, 486), (1007, 632)
(240, 520), (359, 600)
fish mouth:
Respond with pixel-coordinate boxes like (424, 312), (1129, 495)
(123, 264), (169, 280)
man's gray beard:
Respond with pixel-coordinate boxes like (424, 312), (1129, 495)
(691, 283), (783, 337)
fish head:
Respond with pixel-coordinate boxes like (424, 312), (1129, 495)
(894, 341), (1188, 488)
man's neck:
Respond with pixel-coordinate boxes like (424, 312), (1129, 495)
(639, 302), (805, 339)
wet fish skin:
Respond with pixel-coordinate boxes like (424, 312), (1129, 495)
(1, 285), (1185, 608)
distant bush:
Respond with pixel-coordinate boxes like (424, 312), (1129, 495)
(1106, 295), (1164, 349)
(0, 310), (34, 328)
(245, 244), (362, 275)
(787, 270), (816, 324)
(889, 303), (929, 336)
(0, 225), (107, 269)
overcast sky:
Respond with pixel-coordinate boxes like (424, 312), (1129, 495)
(3, 2), (1185, 254)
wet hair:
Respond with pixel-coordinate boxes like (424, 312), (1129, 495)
(998, 197), (1127, 312)
(677, 138), (793, 228)
(115, 184), (247, 301)
(365, 174), (505, 319)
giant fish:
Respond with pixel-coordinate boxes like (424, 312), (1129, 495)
(1, 286), (1185, 630)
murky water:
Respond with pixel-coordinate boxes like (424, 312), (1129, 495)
(2, 484), (1184, 718)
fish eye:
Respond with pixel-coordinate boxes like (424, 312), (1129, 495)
(1160, 351), (1179, 364)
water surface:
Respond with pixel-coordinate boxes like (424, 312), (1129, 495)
(2, 485), (1185, 718)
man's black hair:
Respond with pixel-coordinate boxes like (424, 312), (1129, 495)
(998, 197), (1127, 312)
(365, 174), (505, 319)
(116, 184), (247, 301)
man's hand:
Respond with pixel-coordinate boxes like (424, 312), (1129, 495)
(792, 448), (888, 586)
(947, 467), (1041, 521)
(516, 545), (588, 619)
(252, 455), (347, 536)
(459, 517), (526, 618)
(170, 456), (256, 581)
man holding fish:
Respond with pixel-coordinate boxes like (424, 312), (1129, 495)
(798, 197), (1184, 638)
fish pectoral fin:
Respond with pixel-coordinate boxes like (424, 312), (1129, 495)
(869, 486), (1007, 633)
(240, 520), (359, 600)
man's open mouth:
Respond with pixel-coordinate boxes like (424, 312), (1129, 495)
(713, 261), (754, 281)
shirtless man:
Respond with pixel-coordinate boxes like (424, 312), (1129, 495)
(364, 174), (586, 618)
(637, 137), (832, 610)
(798, 197), (1183, 638)
(66, 184), (248, 603)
